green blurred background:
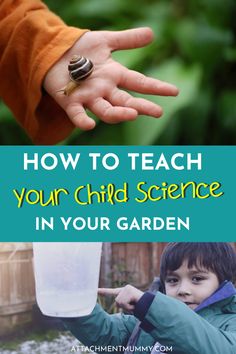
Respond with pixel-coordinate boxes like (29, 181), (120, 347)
(0, 0), (235, 145)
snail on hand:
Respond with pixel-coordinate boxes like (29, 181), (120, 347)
(58, 55), (94, 96)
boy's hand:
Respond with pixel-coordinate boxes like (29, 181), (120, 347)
(44, 27), (179, 130)
(98, 285), (144, 313)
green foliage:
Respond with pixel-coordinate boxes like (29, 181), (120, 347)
(0, 101), (31, 144)
(1, 0), (236, 144)
(122, 59), (202, 145)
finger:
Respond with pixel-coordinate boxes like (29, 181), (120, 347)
(119, 68), (179, 96)
(109, 89), (163, 118)
(115, 299), (135, 312)
(65, 103), (96, 130)
(88, 98), (137, 124)
(115, 295), (135, 311)
(106, 27), (154, 51)
(98, 288), (123, 296)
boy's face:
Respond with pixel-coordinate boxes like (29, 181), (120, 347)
(164, 260), (220, 309)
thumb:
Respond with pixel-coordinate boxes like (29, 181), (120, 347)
(107, 27), (154, 51)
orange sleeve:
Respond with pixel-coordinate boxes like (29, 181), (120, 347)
(0, 0), (88, 144)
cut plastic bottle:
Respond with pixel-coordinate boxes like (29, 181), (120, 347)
(33, 242), (102, 317)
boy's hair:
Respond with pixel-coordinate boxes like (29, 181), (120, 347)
(160, 243), (236, 288)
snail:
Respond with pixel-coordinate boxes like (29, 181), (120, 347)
(58, 55), (94, 96)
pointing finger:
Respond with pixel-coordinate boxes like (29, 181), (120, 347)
(98, 288), (123, 296)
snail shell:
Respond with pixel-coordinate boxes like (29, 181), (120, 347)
(68, 55), (94, 82)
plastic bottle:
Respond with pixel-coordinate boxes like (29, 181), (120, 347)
(33, 242), (102, 317)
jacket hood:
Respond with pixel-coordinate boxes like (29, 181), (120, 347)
(195, 281), (236, 312)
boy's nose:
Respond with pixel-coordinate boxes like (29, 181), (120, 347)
(177, 281), (192, 296)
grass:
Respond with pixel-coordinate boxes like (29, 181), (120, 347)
(0, 328), (62, 351)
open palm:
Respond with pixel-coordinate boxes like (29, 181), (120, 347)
(44, 28), (179, 131)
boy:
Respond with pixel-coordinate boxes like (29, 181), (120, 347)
(63, 243), (236, 353)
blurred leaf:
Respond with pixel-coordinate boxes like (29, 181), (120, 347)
(217, 91), (236, 131)
(112, 46), (150, 70)
(224, 47), (236, 62)
(68, 123), (125, 145)
(122, 58), (202, 145)
(175, 20), (233, 66)
(168, 89), (212, 145)
(0, 101), (31, 144)
(0, 100), (14, 122)
(72, 0), (124, 18)
(197, 0), (235, 27)
(0, 121), (31, 145)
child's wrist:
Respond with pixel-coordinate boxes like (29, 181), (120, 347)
(134, 291), (155, 321)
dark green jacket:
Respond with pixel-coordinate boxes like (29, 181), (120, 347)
(63, 282), (236, 354)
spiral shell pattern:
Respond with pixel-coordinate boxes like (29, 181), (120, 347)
(68, 55), (94, 82)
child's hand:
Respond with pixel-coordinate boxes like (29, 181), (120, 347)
(44, 27), (179, 131)
(98, 285), (144, 313)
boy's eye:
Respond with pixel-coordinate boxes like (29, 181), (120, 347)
(192, 276), (205, 283)
(165, 277), (178, 284)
